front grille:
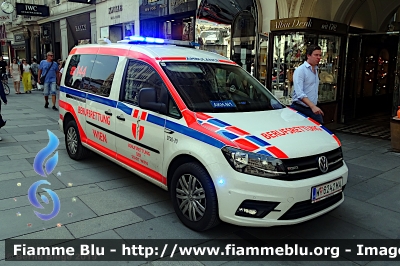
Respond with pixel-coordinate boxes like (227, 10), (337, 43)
(278, 189), (344, 220)
(276, 147), (344, 181)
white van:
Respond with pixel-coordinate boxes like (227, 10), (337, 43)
(59, 37), (348, 231)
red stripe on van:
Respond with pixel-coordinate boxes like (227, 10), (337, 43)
(58, 100), (88, 142)
(266, 146), (289, 159)
(156, 57), (187, 61)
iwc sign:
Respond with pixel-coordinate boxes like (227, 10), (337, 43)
(16, 3), (49, 17)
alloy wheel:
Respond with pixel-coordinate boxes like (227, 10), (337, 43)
(67, 127), (78, 155)
(175, 174), (206, 222)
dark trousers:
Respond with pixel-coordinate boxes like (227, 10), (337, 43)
(290, 103), (324, 124)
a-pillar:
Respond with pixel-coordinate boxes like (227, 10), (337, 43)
(90, 12), (97, 44)
(60, 18), (68, 61)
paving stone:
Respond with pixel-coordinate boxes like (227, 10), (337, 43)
(96, 176), (147, 190)
(79, 185), (169, 216)
(343, 186), (376, 202)
(0, 146), (28, 157)
(343, 149), (373, 160)
(66, 210), (143, 238)
(115, 213), (234, 240)
(12, 226), (74, 240)
(82, 230), (123, 239)
(0, 140), (40, 147)
(374, 166), (400, 183)
(0, 156), (10, 161)
(8, 152), (39, 160)
(0, 172), (24, 182)
(345, 163), (384, 187)
(0, 174), (66, 200)
(131, 207), (155, 221)
(0, 197), (96, 240)
(347, 153), (400, 171)
(141, 201), (175, 218)
(0, 159), (33, 175)
(366, 184), (400, 213)
(285, 212), (387, 239)
(0, 194), (32, 211)
(4, 125), (59, 134)
(55, 166), (132, 187)
(330, 197), (400, 239)
(351, 177), (398, 195)
(39, 184), (103, 200)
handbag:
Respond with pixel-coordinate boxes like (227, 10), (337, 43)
(39, 61), (54, 84)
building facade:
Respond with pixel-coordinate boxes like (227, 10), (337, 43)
(96, 0), (139, 43)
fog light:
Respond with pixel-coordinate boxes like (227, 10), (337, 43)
(237, 208), (257, 216)
(235, 200), (280, 218)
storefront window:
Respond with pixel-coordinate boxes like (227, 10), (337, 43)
(270, 32), (340, 105)
(196, 18), (231, 58)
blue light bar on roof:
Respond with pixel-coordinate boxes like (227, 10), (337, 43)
(118, 35), (199, 48)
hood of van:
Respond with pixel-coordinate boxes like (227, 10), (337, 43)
(199, 108), (340, 158)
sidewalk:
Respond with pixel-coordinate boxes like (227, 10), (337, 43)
(0, 84), (400, 265)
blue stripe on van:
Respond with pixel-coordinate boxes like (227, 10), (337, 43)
(116, 102), (133, 115)
(320, 125), (333, 135)
(86, 93), (117, 108)
(61, 86), (224, 149)
(60, 86), (87, 99)
(147, 114), (166, 127)
(165, 120), (225, 149)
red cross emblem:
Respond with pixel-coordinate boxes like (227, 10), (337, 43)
(132, 109), (147, 140)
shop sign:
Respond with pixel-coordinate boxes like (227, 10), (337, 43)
(108, 5), (123, 19)
(16, 3), (50, 17)
(66, 13), (91, 41)
(14, 34), (25, 42)
(270, 17), (347, 34)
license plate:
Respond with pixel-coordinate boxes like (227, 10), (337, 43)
(311, 178), (343, 203)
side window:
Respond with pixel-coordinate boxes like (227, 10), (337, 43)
(89, 55), (119, 97)
(122, 60), (165, 105)
(65, 54), (95, 91)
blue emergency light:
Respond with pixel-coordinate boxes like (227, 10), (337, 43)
(117, 35), (200, 48)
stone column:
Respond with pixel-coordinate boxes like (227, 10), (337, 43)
(60, 18), (68, 61)
(33, 29), (40, 61)
(23, 28), (31, 61)
(90, 12), (97, 44)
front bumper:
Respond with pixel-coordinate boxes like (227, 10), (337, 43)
(208, 161), (348, 227)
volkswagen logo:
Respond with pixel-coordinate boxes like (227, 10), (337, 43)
(318, 156), (329, 173)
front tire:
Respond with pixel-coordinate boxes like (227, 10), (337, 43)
(65, 120), (89, 160)
(170, 162), (220, 231)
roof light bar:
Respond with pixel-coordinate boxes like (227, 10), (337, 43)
(117, 35), (199, 48)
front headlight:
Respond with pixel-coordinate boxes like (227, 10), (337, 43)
(221, 146), (286, 178)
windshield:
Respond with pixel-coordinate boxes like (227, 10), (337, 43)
(161, 62), (285, 113)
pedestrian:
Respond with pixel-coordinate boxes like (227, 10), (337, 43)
(290, 44), (324, 124)
(38, 51), (59, 110)
(0, 55), (8, 81)
(0, 78), (7, 141)
(10, 58), (21, 94)
(21, 59), (33, 93)
(30, 58), (39, 89)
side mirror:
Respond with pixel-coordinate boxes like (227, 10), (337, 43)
(138, 88), (167, 115)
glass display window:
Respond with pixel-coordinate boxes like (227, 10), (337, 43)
(269, 32), (341, 105)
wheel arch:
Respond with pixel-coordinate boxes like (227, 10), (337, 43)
(63, 112), (75, 133)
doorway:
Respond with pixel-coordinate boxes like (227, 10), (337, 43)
(338, 32), (400, 139)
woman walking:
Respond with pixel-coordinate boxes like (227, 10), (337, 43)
(10, 58), (21, 94)
(21, 59), (32, 93)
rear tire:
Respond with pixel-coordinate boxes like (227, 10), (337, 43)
(170, 162), (220, 231)
(65, 120), (90, 160)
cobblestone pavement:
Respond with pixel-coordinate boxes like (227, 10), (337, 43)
(0, 84), (399, 265)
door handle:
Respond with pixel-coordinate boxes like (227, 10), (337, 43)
(164, 129), (174, 134)
(117, 115), (125, 121)
(105, 110), (112, 116)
